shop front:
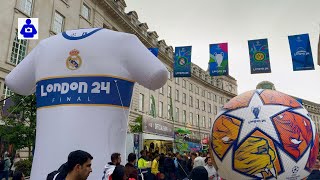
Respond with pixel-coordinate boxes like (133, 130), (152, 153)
(142, 115), (174, 154)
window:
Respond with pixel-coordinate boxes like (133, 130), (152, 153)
(189, 112), (193, 124)
(202, 90), (205, 97)
(52, 11), (65, 34)
(159, 101), (163, 117)
(196, 114), (199, 126)
(182, 93), (186, 104)
(175, 78), (179, 84)
(175, 90), (179, 101)
(202, 116), (206, 128)
(202, 101), (205, 111)
(167, 104), (171, 119)
(149, 96), (153, 113)
(220, 97), (223, 104)
(196, 99), (199, 109)
(175, 108), (179, 122)
(189, 96), (193, 107)
(2, 85), (13, 106)
(168, 86), (172, 97)
(10, 30), (27, 65)
(214, 94), (217, 102)
(3, 85), (13, 98)
(81, 3), (91, 20)
(189, 83), (193, 91)
(182, 80), (186, 88)
(168, 71), (172, 80)
(138, 93), (144, 111)
(20, 0), (33, 16)
(183, 110), (186, 123)
(209, 104), (212, 113)
(196, 86), (199, 94)
(214, 105), (218, 115)
(159, 87), (164, 94)
(209, 118), (212, 128)
(208, 92), (211, 99)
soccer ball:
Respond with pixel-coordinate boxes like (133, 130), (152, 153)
(210, 89), (319, 180)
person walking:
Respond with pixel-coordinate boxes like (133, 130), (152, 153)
(102, 153), (122, 180)
(204, 157), (218, 180)
(125, 153), (138, 180)
(151, 154), (160, 180)
(0, 152), (11, 180)
(11, 153), (21, 174)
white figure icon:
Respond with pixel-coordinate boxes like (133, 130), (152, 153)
(214, 52), (224, 67)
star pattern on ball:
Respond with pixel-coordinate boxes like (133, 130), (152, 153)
(214, 148), (252, 180)
(291, 108), (316, 140)
(226, 92), (290, 145)
(276, 146), (311, 179)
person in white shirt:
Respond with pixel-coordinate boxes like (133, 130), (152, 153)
(193, 155), (206, 169)
(204, 157), (218, 180)
(5, 28), (168, 180)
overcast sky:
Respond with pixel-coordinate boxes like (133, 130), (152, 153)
(125, 0), (320, 103)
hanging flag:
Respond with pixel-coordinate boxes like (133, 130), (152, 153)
(148, 48), (159, 57)
(174, 46), (192, 77)
(288, 34), (315, 71)
(248, 39), (271, 74)
(209, 43), (229, 76)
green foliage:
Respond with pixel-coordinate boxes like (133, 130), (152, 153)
(0, 94), (36, 154)
(129, 115), (142, 133)
(150, 95), (156, 118)
(15, 158), (33, 176)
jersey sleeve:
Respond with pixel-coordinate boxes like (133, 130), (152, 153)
(5, 43), (40, 95)
(123, 34), (168, 90)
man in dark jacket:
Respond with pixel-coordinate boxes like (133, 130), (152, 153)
(125, 153), (138, 180)
(186, 152), (197, 173)
(189, 166), (208, 180)
(164, 153), (175, 180)
(47, 150), (93, 180)
(176, 154), (188, 180)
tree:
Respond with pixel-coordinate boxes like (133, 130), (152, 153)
(0, 94), (36, 157)
(129, 115), (142, 133)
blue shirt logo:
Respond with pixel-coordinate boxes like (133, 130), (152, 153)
(18, 18), (38, 40)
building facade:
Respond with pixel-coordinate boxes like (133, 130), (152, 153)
(0, 0), (238, 153)
(256, 81), (320, 135)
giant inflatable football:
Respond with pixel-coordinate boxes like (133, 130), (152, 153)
(210, 89), (319, 180)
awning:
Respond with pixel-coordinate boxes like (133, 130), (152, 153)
(142, 133), (174, 141)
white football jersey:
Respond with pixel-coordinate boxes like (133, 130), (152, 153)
(5, 28), (168, 180)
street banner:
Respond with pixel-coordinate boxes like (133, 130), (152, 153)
(288, 34), (315, 71)
(248, 38), (271, 74)
(174, 46), (192, 77)
(148, 47), (159, 57)
(209, 43), (229, 76)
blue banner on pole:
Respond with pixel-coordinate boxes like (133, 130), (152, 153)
(174, 46), (192, 77)
(248, 39), (271, 74)
(148, 48), (159, 57)
(288, 34), (315, 71)
(209, 43), (229, 76)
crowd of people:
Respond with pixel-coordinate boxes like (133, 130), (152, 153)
(2, 148), (319, 180)
(0, 152), (24, 180)
(46, 150), (219, 180)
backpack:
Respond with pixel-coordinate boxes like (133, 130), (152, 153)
(0, 159), (8, 171)
(46, 162), (68, 180)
